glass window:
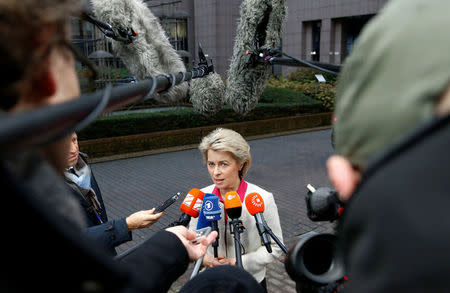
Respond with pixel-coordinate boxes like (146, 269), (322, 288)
(161, 18), (188, 51)
(312, 21), (321, 62)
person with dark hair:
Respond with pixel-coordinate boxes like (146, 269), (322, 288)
(180, 266), (266, 293)
(326, 0), (450, 291)
(65, 133), (164, 255)
(0, 1), (216, 292)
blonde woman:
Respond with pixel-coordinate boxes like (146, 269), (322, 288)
(189, 128), (283, 292)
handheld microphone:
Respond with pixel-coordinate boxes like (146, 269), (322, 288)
(191, 194), (222, 278)
(202, 193), (222, 257)
(224, 0), (286, 114)
(176, 188), (205, 227)
(90, 0), (189, 102)
(245, 192), (272, 253)
(196, 194), (212, 230)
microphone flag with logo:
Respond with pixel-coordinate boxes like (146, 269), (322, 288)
(201, 193), (222, 257)
(224, 191), (242, 219)
(175, 188), (205, 227)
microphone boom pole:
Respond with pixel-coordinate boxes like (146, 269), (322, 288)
(0, 66), (212, 151)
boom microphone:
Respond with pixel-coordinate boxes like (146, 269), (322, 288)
(224, 0), (286, 114)
(175, 188), (205, 227)
(189, 72), (225, 116)
(245, 192), (272, 253)
(189, 44), (225, 116)
(90, 0), (188, 102)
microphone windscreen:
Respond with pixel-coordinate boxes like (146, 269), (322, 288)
(224, 191), (241, 209)
(202, 193), (222, 221)
(224, 0), (286, 114)
(224, 191), (242, 219)
(180, 188), (205, 218)
(90, 0), (189, 102)
(196, 200), (210, 230)
(189, 72), (225, 116)
(245, 192), (265, 215)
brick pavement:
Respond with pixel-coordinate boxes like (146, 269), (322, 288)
(90, 129), (335, 292)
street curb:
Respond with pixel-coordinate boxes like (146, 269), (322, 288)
(80, 112), (332, 163)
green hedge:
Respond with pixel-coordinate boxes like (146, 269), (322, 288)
(78, 86), (324, 140)
(267, 68), (337, 111)
(286, 67), (338, 84)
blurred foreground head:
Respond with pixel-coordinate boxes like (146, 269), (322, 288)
(0, 0), (82, 111)
(333, 0), (450, 169)
(179, 265), (265, 293)
(0, 0), (83, 173)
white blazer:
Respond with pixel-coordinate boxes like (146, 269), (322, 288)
(189, 181), (284, 282)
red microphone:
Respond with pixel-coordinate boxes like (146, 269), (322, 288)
(245, 192), (272, 253)
(178, 188), (205, 226)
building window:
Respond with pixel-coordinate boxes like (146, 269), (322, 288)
(311, 21), (321, 62)
(71, 18), (97, 57)
(161, 18), (188, 51)
(342, 15), (374, 58)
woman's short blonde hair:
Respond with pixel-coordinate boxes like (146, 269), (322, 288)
(199, 128), (251, 179)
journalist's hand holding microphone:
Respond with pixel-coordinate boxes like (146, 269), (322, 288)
(166, 226), (218, 262)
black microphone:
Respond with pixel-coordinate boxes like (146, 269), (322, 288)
(224, 191), (245, 268)
(245, 192), (272, 253)
(90, 0), (188, 102)
(224, 0), (286, 114)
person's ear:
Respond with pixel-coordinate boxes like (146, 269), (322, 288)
(31, 60), (57, 102)
(326, 155), (361, 202)
(20, 56), (57, 108)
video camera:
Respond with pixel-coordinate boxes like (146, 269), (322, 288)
(284, 184), (347, 293)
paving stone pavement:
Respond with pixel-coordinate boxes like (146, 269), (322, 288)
(90, 129), (335, 293)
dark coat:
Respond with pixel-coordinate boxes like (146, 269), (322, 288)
(0, 151), (189, 293)
(337, 114), (450, 292)
(65, 152), (131, 256)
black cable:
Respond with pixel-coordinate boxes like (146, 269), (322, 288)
(141, 75), (157, 102)
(35, 83), (113, 147)
(73, 83), (112, 132)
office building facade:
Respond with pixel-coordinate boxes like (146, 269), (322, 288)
(76, 0), (390, 77)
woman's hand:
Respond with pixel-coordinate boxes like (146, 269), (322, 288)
(202, 255), (236, 267)
(217, 257), (236, 266)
